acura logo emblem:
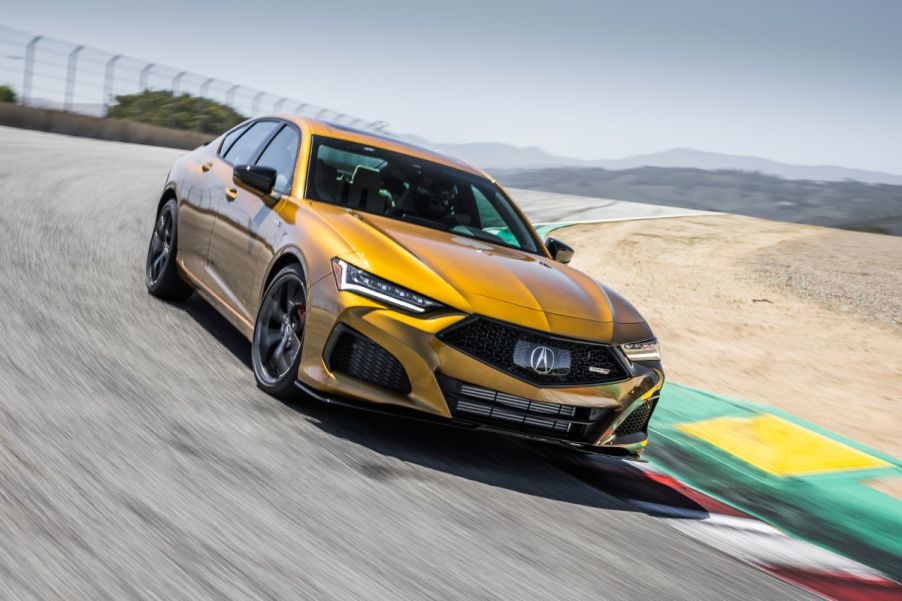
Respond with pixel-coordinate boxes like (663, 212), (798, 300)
(529, 346), (555, 375)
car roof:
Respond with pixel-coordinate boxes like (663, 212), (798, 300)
(270, 114), (488, 178)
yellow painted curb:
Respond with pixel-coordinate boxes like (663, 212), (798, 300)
(677, 414), (891, 477)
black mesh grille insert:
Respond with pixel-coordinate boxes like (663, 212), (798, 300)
(439, 376), (610, 441)
(438, 316), (628, 386)
(327, 327), (411, 394)
(614, 396), (659, 436)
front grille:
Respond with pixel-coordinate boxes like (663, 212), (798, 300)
(326, 327), (411, 394)
(614, 395), (659, 436)
(440, 376), (610, 441)
(437, 316), (629, 386)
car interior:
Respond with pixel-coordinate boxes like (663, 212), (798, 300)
(308, 139), (537, 251)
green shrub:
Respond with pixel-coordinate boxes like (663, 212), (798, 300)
(0, 84), (17, 103)
(107, 90), (245, 134)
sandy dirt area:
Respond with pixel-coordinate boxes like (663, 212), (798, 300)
(556, 215), (901, 458)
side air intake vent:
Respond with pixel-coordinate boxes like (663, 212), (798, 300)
(614, 395), (659, 437)
(326, 326), (411, 394)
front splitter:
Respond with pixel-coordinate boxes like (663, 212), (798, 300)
(292, 380), (644, 459)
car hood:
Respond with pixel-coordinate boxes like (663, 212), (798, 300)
(314, 205), (645, 328)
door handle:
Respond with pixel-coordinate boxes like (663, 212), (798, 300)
(225, 187), (238, 201)
(201, 161), (213, 172)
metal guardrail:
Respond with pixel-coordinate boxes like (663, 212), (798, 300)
(0, 25), (388, 132)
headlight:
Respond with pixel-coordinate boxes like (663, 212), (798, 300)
(331, 258), (443, 313)
(621, 339), (660, 362)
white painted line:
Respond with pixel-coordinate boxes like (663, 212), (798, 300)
(627, 500), (784, 534)
(535, 211), (721, 228)
(650, 508), (886, 579)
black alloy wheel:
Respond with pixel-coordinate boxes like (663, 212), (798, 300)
(146, 198), (192, 301)
(252, 264), (307, 397)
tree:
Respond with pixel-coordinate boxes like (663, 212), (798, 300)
(0, 84), (17, 103)
(107, 90), (245, 135)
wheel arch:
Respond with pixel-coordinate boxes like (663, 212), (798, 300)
(259, 247), (308, 303)
(156, 184), (178, 216)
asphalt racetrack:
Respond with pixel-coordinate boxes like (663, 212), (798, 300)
(0, 127), (814, 600)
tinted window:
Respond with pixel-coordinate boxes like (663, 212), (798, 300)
(255, 125), (300, 194)
(219, 123), (249, 157)
(306, 136), (539, 253)
(223, 121), (279, 165)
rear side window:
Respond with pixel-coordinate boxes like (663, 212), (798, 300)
(223, 121), (279, 165)
(255, 125), (300, 195)
(219, 124), (249, 157)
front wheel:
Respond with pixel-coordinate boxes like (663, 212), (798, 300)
(252, 264), (307, 398)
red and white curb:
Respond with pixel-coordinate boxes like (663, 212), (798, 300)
(565, 457), (901, 601)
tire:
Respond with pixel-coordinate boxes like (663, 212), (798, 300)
(252, 264), (307, 398)
(146, 198), (192, 301)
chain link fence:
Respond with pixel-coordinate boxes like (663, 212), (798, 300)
(0, 25), (388, 133)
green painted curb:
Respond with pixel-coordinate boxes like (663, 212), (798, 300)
(646, 383), (902, 581)
(534, 223), (574, 239)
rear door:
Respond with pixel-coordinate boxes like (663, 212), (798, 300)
(177, 122), (250, 277)
(204, 120), (299, 323)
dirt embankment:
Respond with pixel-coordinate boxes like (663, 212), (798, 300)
(556, 215), (902, 457)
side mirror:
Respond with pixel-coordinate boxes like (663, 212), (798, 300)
(545, 237), (575, 264)
(234, 164), (277, 196)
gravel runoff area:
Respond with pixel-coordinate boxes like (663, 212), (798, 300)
(0, 125), (817, 600)
(557, 215), (902, 458)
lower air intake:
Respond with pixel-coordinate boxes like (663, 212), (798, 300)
(327, 326), (411, 394)
(440, 376), (609, 441)
(614, 395), (659, 436)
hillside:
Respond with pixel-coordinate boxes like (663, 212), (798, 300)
(494, 166), (902, 235)
(399, 134), (902, 185)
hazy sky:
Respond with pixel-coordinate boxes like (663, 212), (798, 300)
(2, 0), (901, 173)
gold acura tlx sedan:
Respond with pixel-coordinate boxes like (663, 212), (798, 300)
(146, 116), (664, 457)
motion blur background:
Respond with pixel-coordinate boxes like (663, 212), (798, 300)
(3, 0), (901, 233)
(4, 0), (902, 170)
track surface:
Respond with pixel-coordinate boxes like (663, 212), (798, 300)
(507, 187), (716, 224)
(0, 127), (813, 600)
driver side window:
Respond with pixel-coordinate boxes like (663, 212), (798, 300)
(255, 125), (301, 195)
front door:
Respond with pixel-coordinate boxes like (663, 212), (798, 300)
(205, 121), (300, 324)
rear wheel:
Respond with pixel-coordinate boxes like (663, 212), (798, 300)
(145, 198), (192, 301)
(252, 264), (307, 398)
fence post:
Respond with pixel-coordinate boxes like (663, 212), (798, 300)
(251, 91), (265, 115)
(170, 71), (187, 127)
(103, 55), (121, 114)
(139, 63), (154, 91)
(196, 77), (214, 131)
(22, 35), (42, 106)
(226, 84), (240, 110)
(171, 71), (187, 95)
(138, 63), (155, 122)
(64, 45), (85, 112)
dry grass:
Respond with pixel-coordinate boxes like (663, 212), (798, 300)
(557, 215), (902, 458)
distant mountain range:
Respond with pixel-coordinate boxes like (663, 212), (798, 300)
(399, 134), (902, 185)
(493, 166), (902, 236)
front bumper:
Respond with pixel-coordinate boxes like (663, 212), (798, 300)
(297, 275), (665, 455)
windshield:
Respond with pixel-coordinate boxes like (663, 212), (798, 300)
(305, 136), (540, 253)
